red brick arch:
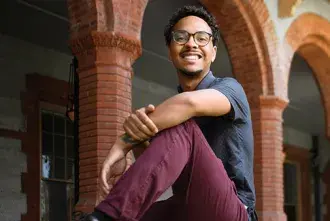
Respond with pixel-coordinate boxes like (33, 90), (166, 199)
(201, 0), (279, 104)
(285, 13), (330, 138)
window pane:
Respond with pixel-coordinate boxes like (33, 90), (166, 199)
(54, 135), (65, 158)
(42, 113), (53, 132)
(42, 155), (53, 179)
(67, 137), (74, 159)
(40, 180), (69, 221)
(66, 119), (73, 136)
(54, 115), (65, 134)
(54, 157), (65, 180)
(42, 132), (53, 155)
(67, 160), (75, 181)
(284, 163), (298, 204)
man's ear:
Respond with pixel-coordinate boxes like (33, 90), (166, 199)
(212, 46), (217, 63)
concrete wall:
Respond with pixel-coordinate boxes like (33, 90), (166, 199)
(0, 97), (26, 221)
(0, 138), (26, 221)
(265, 0), (330, 42)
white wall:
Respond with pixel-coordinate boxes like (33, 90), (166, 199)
(265, 0), (330, 42)
(283, 126), (313, 149)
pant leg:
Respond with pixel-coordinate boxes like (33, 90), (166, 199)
(96, 119), (248, 221)
(139, 195), (184, 221)
(96, 121), (192, 221)
(177, 120), (248, 221)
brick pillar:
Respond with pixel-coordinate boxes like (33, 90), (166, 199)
(69, 32), (141, 212)
(252, 96), (288, 221)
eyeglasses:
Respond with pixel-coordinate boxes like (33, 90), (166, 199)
(172, 30), (213, 46)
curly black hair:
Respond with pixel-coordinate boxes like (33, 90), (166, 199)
(164, 5), (220, 47)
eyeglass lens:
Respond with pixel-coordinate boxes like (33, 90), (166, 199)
(173, 31), (211, 46)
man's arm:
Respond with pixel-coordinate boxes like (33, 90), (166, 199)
(143, 89), (231, 131)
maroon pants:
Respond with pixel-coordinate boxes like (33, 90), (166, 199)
(96, 120), (248, 221)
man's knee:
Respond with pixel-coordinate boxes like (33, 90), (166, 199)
(150, 119), (198, 144)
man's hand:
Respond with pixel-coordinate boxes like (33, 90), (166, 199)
(96, 138), (131, 204)
(123, 104), (158, 141)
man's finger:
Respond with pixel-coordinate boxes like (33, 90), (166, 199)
(136, 110), (158, 134)
(146, 104), (155, 113)
(123, 121), (140, 140)
(127, 114), (150, 140)
(101, 167), (110, 192)
(131, 114), (154, 137)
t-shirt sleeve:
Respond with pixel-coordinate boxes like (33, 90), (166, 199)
(210, 78), (250, 121)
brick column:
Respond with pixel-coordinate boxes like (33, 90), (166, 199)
(69, 31), (141, 212)
(251, 96), (288, 221)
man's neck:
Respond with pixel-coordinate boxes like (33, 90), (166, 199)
(178, 70), (209, 92)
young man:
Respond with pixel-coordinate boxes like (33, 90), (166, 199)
(84, 5), (257, 221)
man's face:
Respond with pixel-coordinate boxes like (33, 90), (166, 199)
(168, 16), (217, 77)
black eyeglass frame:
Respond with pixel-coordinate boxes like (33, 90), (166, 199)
(171, 30), (213, 46)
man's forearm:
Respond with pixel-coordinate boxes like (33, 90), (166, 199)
(147, 92), (196, 131)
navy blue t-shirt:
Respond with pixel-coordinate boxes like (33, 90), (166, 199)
(179, 71), (256, 211)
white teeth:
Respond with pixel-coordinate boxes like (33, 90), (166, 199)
(183, 55), (199, 60)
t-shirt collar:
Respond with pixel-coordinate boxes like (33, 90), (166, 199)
(177, 71), (216, 93)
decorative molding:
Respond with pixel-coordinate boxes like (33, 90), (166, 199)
(259, 95), (289, 110)
(278, 0), (302, 18)
(69, 31), (142, 59)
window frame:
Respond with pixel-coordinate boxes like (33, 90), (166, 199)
(284, 144), (312, 221)
(39, 102), (75, 221)
(21, 73), (72, 221)
(283, 160), (301, 221)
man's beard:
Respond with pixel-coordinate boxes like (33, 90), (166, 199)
(178, 68), (203, 77)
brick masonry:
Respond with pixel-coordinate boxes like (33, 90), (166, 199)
(68, 31), (140, 210)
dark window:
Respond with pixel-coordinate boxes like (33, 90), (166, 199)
(40, 110), (75, 221)
(284, 162), (299, 221)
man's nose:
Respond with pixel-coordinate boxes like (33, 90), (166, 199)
(185, 36), (198, 48)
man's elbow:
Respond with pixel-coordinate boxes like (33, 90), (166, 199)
(182, 92), (200, 117)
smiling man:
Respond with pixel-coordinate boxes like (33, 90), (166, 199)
(83, 5), (257, 221)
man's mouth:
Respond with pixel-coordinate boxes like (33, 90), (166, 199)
(180, 53), (202, 61)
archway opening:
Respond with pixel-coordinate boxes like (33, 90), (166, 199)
(283, 45), (330, 221)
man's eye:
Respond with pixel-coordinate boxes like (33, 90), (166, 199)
(176, 36), (186, 41)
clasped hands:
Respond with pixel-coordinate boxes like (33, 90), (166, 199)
(97, 104), (158, 203)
